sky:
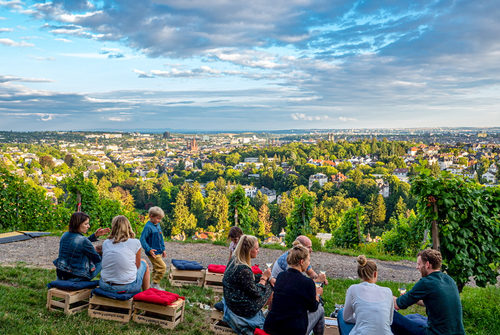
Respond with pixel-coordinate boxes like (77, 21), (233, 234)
(0, 0), (499, 131)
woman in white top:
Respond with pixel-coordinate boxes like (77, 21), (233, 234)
(338, 255), (394, 335)
(99, 215), (150, 294)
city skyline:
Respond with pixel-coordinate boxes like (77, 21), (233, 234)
(1, 1), (499, 131)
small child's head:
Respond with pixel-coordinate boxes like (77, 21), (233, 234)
(228, 226), (243, 245)
(109, 215), (135, 243)
(148, 206), (165, 224)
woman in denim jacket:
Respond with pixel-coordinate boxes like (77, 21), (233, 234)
(53, 212), (110, 281)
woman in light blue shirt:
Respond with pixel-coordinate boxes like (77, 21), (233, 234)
(338, 255), (394, 335)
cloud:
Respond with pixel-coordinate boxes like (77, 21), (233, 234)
(0, 27), (13, 32)
(29, 56), (56, 61)
(338, 116), (356, 122)
(0, 75), (52, 83)
(291, 113), (329, 121)
(100, 47), (125, 59)
(0, 38), (34, 47)
(0, 1), (23, 10)
(55, 37), (72, 43)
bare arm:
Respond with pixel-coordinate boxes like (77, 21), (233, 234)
(135, 250), (142, 269)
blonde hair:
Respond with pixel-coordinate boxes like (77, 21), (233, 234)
(109, 215), (135, 244)
(287, 245), (309, 266)
(233, 234), (258, 267)
(148, 206), (165, 218)
(357, 255), (377, 280)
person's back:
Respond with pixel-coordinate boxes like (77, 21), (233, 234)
(398, 271), (464, 335)
(101, 238), (141, 284)
(264, 268), (318, 335)
(344, 282), (393, 335)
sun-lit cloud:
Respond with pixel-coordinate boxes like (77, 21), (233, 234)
(0, 38), (34, 47)
(0, 27), (13, 32)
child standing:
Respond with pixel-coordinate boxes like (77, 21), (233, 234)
(227, 226), (243, 262)
(140, 206), (167, 289)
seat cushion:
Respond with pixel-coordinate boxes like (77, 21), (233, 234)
(208, 264), (226, 273)
(171, 259), (203, 270)
(133, 288), (184, 306)
(92, 287), (135, 300)
(47, 280), (99, 291)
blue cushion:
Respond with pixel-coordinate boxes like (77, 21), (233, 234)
(92, 287), (135, 301)
(47, 280), (99, 290)
(172, 259), (204, 270)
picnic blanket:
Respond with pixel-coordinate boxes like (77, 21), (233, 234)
(133, 288), (184, 306)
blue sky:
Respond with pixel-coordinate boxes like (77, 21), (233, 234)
(0, 0), (499, 131)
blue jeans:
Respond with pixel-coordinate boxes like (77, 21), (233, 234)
(337, 309), (355, 335)
(98, 260), (147, 294)
(222, 298), (265, 335)
(391, 311), (427, 335)
(57, 262), (101, 281)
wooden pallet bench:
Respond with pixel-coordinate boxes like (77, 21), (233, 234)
(204, 271), (224, 292)
(209, 308), (236, 334)
(168, 264), (205, 287)
(324, 317), (340, 335)
(132, 298), (185, 329)
(88, 295), (133, 323)
(46, 287), (92, 315)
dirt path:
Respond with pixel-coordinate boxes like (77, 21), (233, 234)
(0, 236), (422, 283)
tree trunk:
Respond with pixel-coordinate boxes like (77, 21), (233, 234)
(76, 191), (81, 212)
(431, 202), (440, 251)
(356, 212), (363, 244)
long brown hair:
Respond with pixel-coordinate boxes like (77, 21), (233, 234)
(233, 234), (258, 267)
(108, 215), (135, 244)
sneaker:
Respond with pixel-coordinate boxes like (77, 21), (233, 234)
(151, 282), (162, 290)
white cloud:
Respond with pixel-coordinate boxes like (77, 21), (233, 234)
(55, 37), (72, 43)
(0, 27), (13, 32)
(338, 116), (357, 122)
(0, 38), (34, 47)
(291, 113), (329, 121)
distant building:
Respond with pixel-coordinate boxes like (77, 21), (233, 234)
(331, 172), (347, 186)
(244, 157), (259, 163)
(375, 178), (390, 198)
(482, 171), (497, 184)
(309, 173), (328, 189)
(186, 137), (198, 151)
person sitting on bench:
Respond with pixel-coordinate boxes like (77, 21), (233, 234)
(99, 215), (150, 295)
(53, 211), (109, 281)
(264, 244), (325, 335)
(222, 235), (272, 335)
(338, 255), (394, 335)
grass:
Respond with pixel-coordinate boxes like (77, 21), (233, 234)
(0, 265), (498, 335)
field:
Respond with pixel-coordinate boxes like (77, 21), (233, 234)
(0, 265), (498, 335)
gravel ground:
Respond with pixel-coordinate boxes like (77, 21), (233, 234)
(0, 235), (422, 283)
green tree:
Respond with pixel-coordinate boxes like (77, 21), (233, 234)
(412, 171), (500, 291)
(228, 186), (252, 233)
(365, 194), (386, 235)
(171, 192), (197, 237)
(285, 192), (316, 246)
(329, 206), (365, 249)
(205, 189), (230, 234)
(257, 203), (272, 238)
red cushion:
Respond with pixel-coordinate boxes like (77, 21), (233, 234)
(208, 264), (226, 273)
(133, 288), (184, 306)
(254, 329), (270, 335)
(252, 264), (263, 275)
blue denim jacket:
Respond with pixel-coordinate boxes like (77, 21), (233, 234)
(53, 232), (101, 280)
(140, 221), (165, 255)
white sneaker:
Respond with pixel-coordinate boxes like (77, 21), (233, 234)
(151, 282), (162, 290)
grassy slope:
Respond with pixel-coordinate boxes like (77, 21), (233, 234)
(0, 265), (498, 335)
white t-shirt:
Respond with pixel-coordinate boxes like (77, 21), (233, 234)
(101, 238), (141, 285)
(343, 281), (394, 335)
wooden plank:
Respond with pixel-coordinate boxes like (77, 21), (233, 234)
(210, 320), (236, 334)
(170, 265), (206, 278)
(324, 317), (340, 335)
(133, 299), (184, 317)
(88, 307), (131, 323)
(133, 312), (182, 329)
(205, 272), (224, 282)
(89, 295), (133, 308)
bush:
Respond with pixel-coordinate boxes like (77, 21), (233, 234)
(381, 214), (426, 256)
